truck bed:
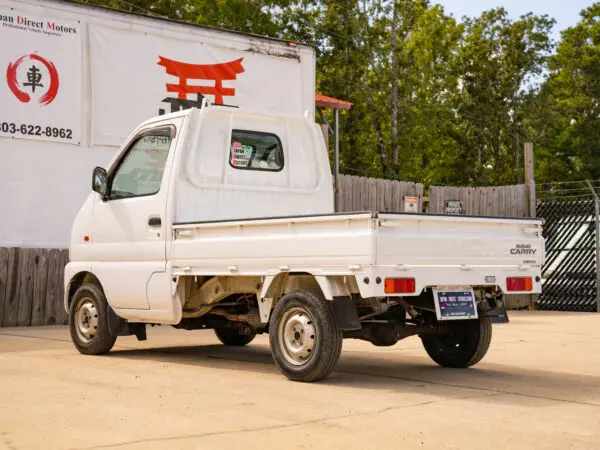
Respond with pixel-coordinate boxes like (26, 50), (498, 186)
(171, 211), (544, 295)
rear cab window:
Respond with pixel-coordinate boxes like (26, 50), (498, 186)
(229, 130), (284, 172)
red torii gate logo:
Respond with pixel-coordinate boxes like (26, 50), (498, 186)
(157, 56), (245, 114)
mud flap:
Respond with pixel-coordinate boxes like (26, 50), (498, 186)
(332, 296), (361, 331)
(107, 306), (127, 336)
(107, 306), (147, 340)
(482, 300), (509, 324)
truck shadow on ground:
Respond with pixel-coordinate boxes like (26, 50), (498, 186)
(106, 343), (600, 407)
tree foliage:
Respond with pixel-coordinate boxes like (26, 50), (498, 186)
(78, 0), (600, 186)
(539, 3), (600, 182)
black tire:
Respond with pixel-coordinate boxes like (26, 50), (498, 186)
(214, 326), (256, 346)
(69, 283), (116, 355)
(269, 290), (342, 382)
(421, 315), (492, 368)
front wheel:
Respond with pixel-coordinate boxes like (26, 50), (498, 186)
(269, 290), (342, 382)
(421, 315), (492, 368)
(69, 283), (116, 355)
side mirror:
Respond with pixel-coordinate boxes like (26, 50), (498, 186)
(92, 167), (108, 198)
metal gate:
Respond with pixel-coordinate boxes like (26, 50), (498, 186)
(537, 181), (600, 312)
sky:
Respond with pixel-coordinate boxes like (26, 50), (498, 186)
(437, 0), (596, 41)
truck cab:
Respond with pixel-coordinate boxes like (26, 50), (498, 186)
(65, 103), (544, 382)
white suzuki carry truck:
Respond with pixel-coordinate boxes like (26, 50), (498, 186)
(65, 103), (544, 382)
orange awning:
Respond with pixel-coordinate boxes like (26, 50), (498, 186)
(315, 93), (352, 110)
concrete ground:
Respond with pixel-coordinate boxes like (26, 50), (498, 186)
(1, 311), (599, 450)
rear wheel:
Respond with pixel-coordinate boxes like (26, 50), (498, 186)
(214, 326), (256, 346)
(421, 315), (492, 368)
(269, 290), (342, 382)
(69, 283), (116, 355)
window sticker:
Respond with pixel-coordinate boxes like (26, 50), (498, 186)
(230, 141), (253, 168)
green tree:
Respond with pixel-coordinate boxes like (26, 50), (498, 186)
(314, 1), (463, 181)
(391, 3), (463, 184)
(79, 0), (290, 36)
(538, 3), (600, 183)
(453, 9), (554, 185)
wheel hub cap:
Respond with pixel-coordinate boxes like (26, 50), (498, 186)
(279, 307), (316, 366)
(76, 299), (98, 343)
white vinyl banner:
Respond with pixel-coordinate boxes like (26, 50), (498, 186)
(0, 8), (81, 144)
(89, 24), (306, 146)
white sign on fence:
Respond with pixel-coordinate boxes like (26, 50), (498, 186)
(404, 196), (419, 213)
(445, 200), (464, 215)
(0, 8), (81, 144)
(89, 24), (308, 147)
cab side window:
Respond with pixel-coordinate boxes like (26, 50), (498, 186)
(109, 134), (172, 200)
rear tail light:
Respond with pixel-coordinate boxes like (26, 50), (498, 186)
(506, 277), (533, 292)
(384, 278), (416, 294)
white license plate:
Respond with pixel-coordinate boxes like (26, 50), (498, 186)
(433, 287), (478, 321)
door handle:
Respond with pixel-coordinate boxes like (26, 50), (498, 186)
(148, 216), (162, 227)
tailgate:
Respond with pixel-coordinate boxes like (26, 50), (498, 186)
(376, 213), (544, 268)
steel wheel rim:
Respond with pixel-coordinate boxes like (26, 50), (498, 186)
(75, 298), (99, 343)
(278, 306), (317, 366)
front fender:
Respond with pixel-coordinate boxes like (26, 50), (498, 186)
(63, 262), (92, 313)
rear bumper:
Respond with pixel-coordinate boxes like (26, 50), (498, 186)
(353, 265), (542, 298)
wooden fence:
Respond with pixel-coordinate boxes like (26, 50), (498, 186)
(0, 178), (535, 328)
(429, 184), (531, 217)
(336, 175), (531, 217)
(0, 248), (69, 327)
(336, 174), (425, 212)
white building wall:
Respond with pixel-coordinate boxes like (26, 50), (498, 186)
(0, 0), (315, 248)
